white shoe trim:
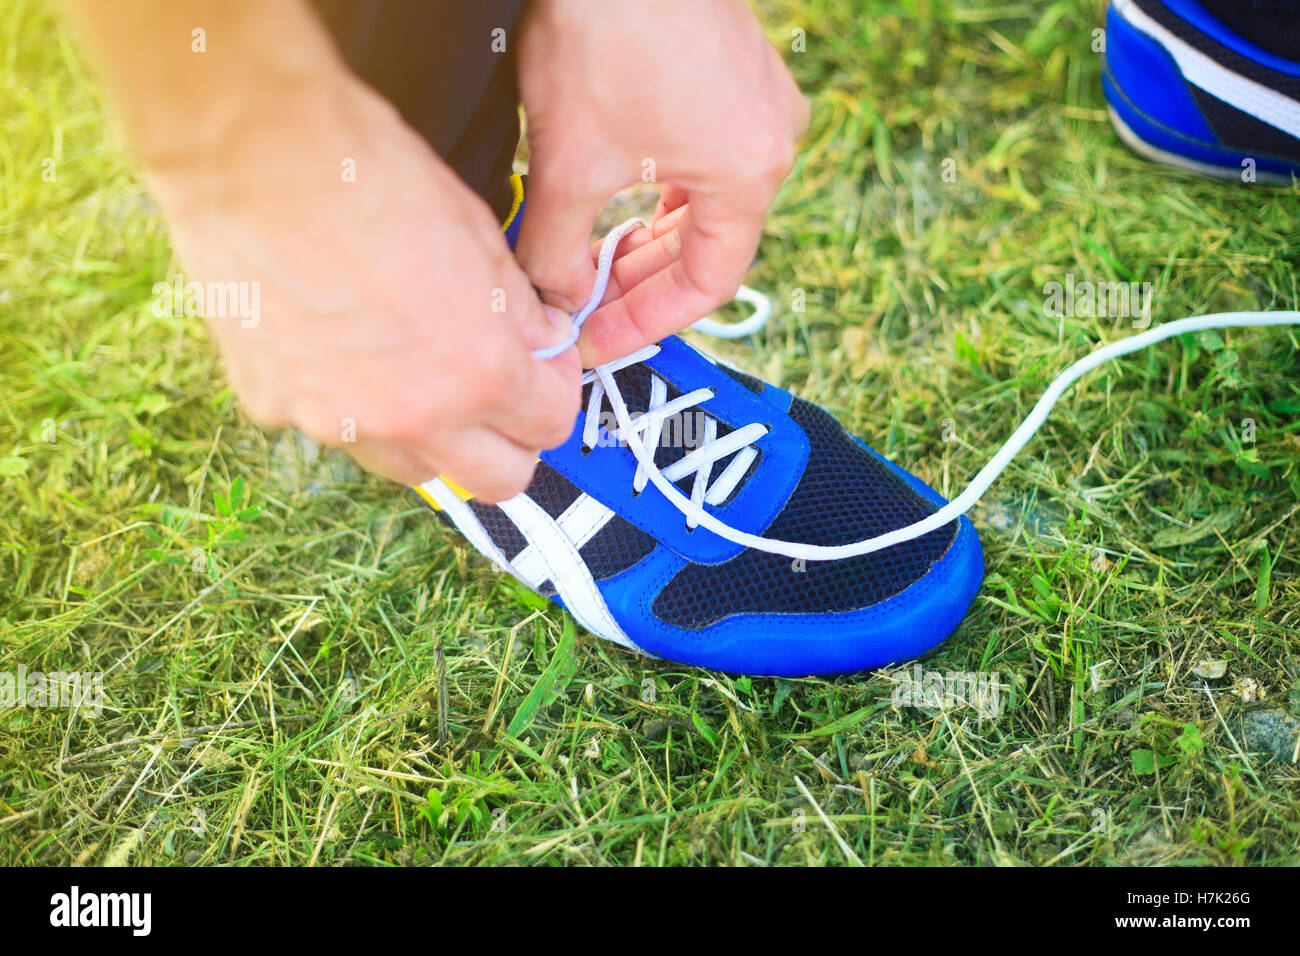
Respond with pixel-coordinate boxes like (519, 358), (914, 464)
(497, 494), (640, 652)
(1108, 104), (1294, 184)
(420, 477), (512, 573)
(510, 493), (615, 588)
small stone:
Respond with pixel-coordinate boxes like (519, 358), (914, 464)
(641, 719), (670, 741)
(1192, 660), (1228, 680)
(1233, 708), (1300, 762)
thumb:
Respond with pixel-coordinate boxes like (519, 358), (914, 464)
(515, 166), (603, 313)
(509, 270), (583, 381)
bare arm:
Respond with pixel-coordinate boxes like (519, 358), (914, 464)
(60, 0), (579, 499)
(60, 1), (344, 169)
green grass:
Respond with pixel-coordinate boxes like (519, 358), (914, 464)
(3, 0), (1299, 866)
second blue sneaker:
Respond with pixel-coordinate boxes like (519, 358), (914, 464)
(1103, 0), (1300, 182)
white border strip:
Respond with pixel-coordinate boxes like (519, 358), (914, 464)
(420, 477), (513, 574)
(498, 495), (639, 652)
(1108, 105), (1295, 184)
(511, 494), (615, 588)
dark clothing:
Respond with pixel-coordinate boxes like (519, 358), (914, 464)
(313, 0), (527, 220)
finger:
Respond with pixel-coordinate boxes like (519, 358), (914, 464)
(675, 190), (769, 298)
(436, 425), (543, 503)
(346, 440), (445, 487)
(654, 183), (689, 224)
(488, 269), (582, 446)
(651, 201), (689, 239)
(488, 339), (581, 451)
(586, 220), (657, 267)
(575, 263), (714, 367)
(514, 166), (605, 312)
(575, 221), (660, 313)
(523, 301), (585, 391)
(572, 209), (689, 316)
(475, 296), (581, 454)
(515, 297), (578, 356)
(602, 219), (688, 294)
(568, 222), (686, 329)
(577, 196), (765, 366)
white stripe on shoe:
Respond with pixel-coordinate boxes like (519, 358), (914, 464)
(1114, 0), (1300, 139)
(497, 494), (639, 652)
(420, 477), (513, 573)
(510, 493), (615, 588)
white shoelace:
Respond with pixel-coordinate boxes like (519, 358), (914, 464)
(536, 218), (1300, 561)
(580, 345), (768, 525)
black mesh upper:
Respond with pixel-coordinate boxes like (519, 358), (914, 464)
(1195, 0), (1300, 62)
(462, 461), (580, 560)
(579, 515), (657, 580)
(650, 398), (958, 629)
(1190, 85), (1300, 159)
(468, 500), (529, 558)
(501, 444), (658, 582)
(528, 460), (584, 518)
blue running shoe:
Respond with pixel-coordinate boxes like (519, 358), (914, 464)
(413, 182), (983, 677)
(1103, 0), (1300, 183)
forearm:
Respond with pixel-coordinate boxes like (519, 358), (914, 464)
(59, 0), (351, 171)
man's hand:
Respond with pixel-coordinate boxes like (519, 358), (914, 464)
(515, 0), (809, 367)
(62, 0), (578, 500)
(154, 84), (579, 499)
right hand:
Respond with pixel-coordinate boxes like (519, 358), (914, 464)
(515, 0), (808, 366)
(145, 80), (580, 501)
